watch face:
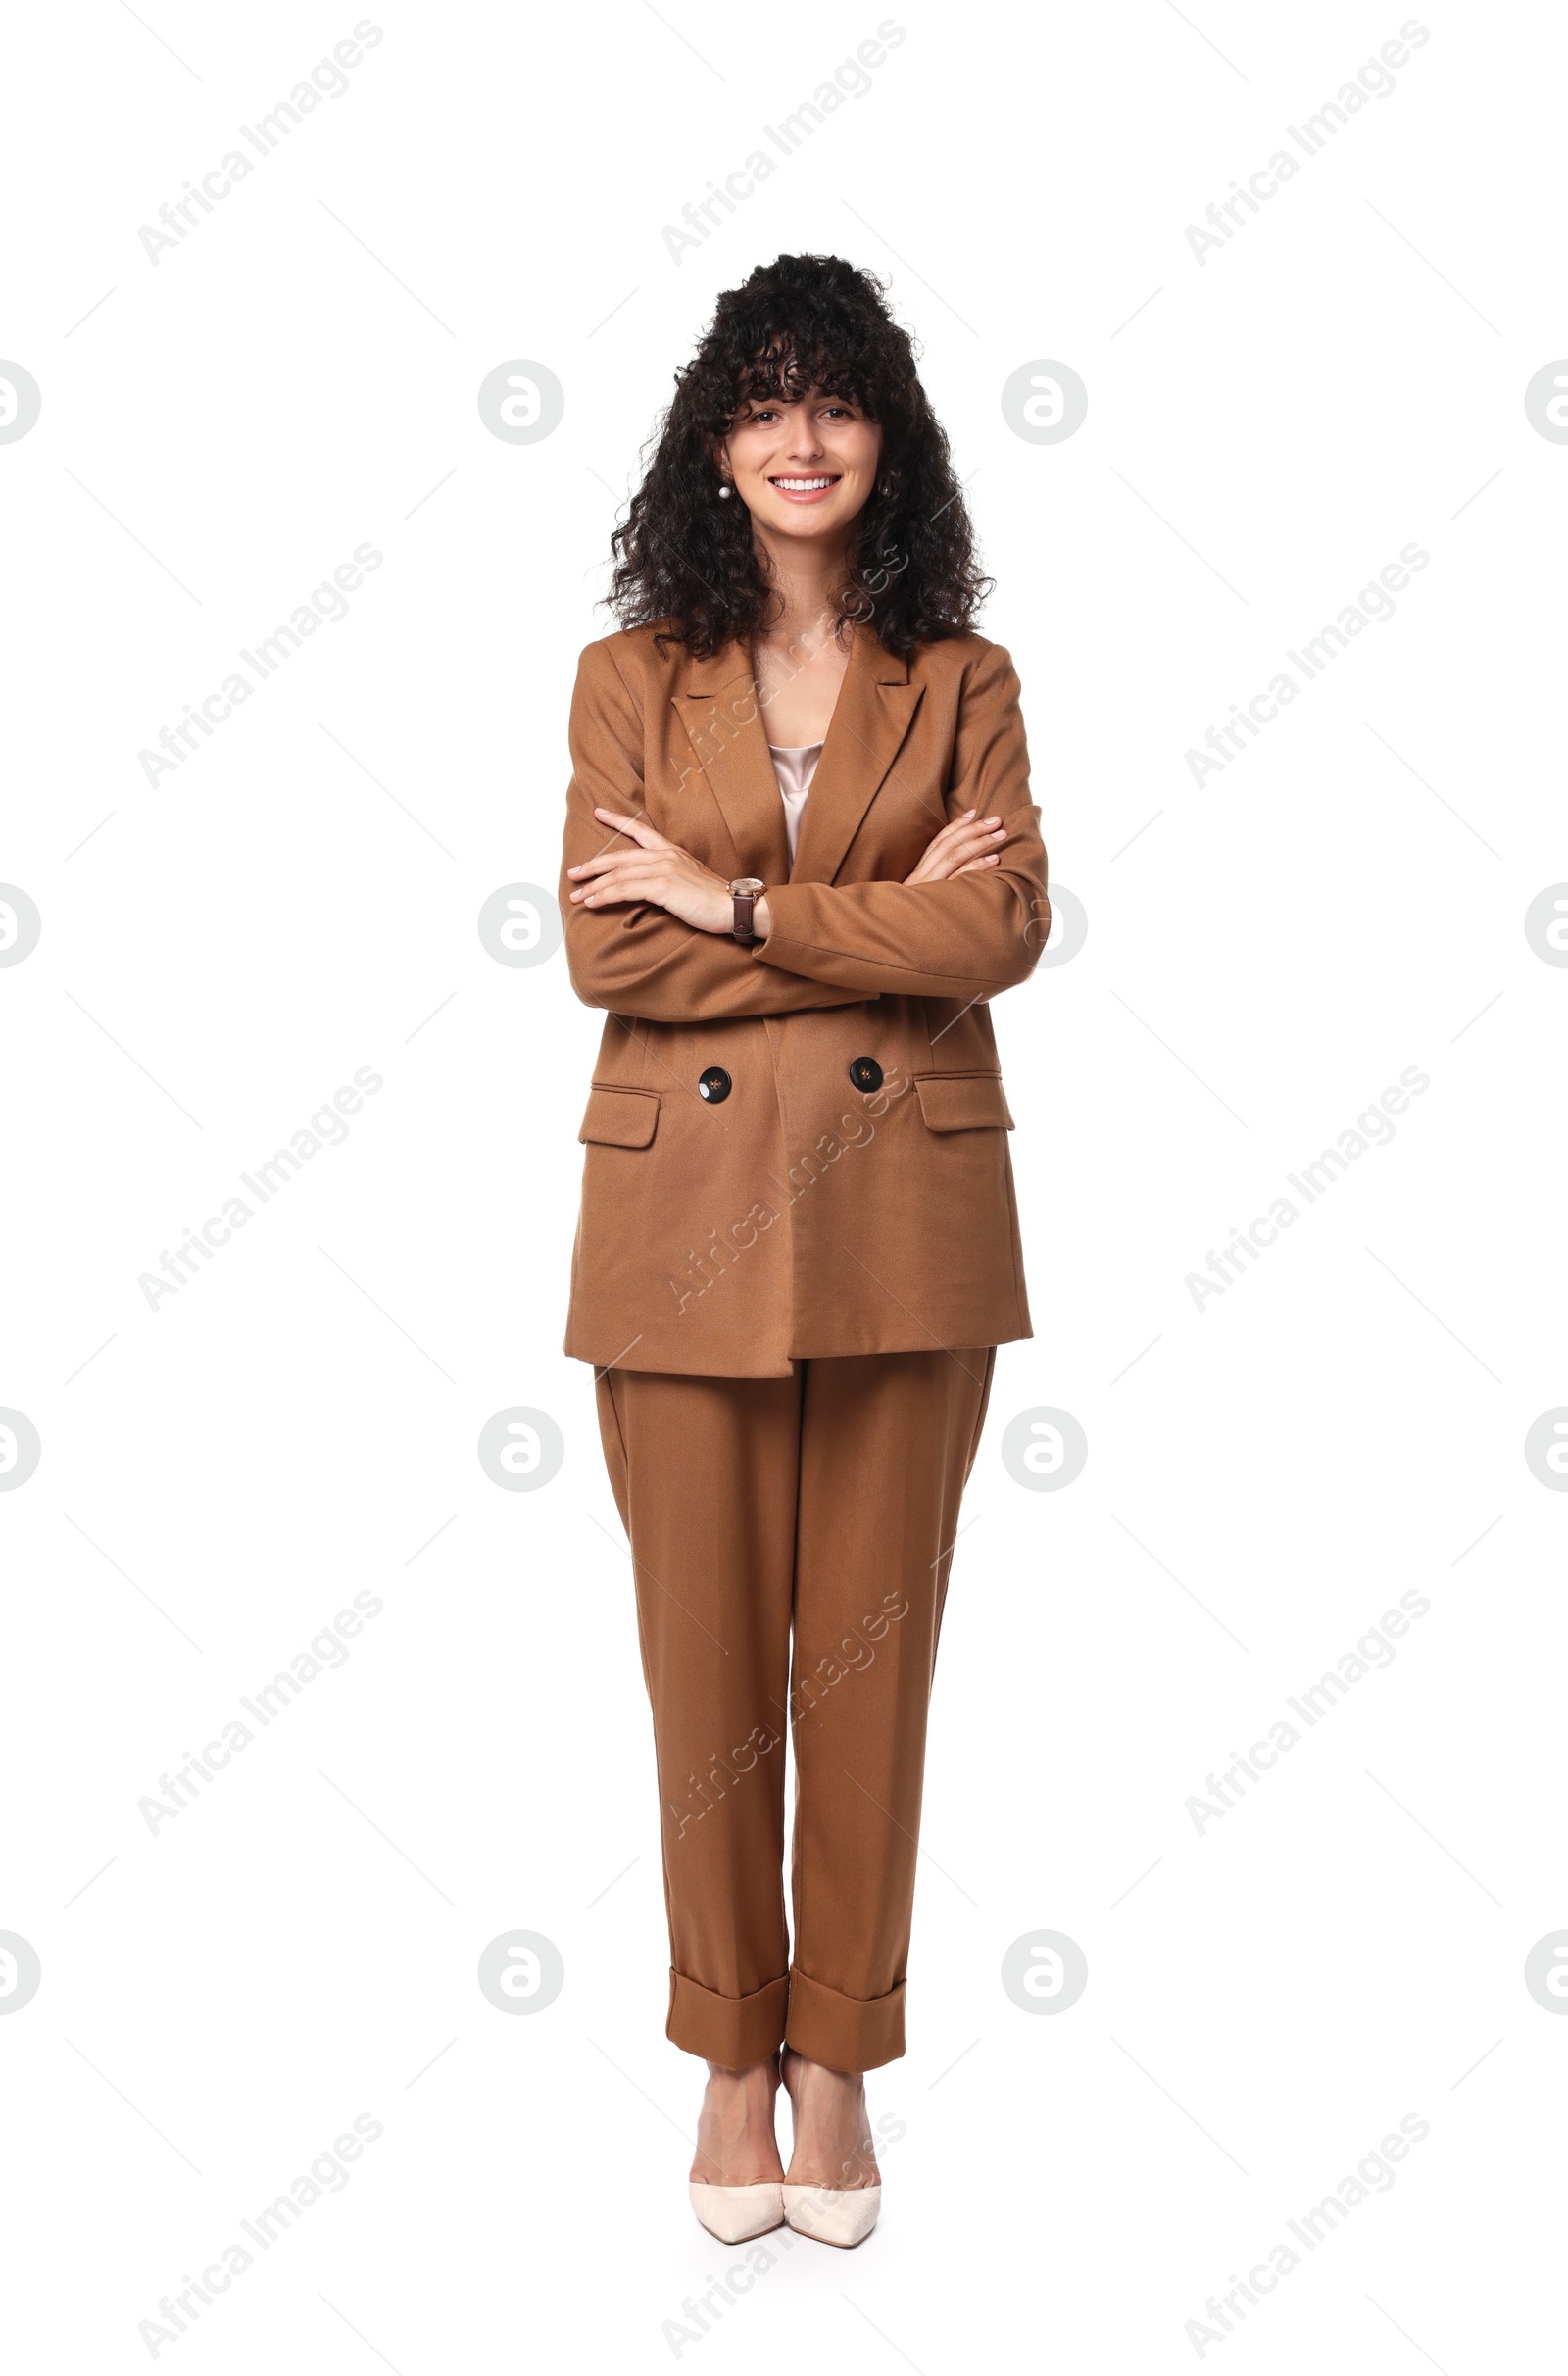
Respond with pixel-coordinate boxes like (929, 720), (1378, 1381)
(730, 878), (765, 896)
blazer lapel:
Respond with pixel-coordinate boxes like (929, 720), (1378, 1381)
(672, 642), (792, 887)
(671, 623), (923, 890)
(789, 626), (922, 886)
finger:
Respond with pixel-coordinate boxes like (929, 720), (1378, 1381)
(913, 816), (973, 857)
(919, 827), (1005, 878)
(920, 811), (979, 852)
(570, 880), (646, 906)
(932, 811), (999, 841)
(925, 816), (1004, 861)
(592, 805), (668, 851)
(916, 838), (1006, 885)
(571, 869), (670, 907)
(566, 847), (644, 880)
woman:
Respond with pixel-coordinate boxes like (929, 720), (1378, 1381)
(559, 254), (1048, 2248)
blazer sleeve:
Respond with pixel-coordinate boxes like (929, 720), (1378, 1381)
(559, 638), (869, 1022)
(756, 641), (1050, 1003)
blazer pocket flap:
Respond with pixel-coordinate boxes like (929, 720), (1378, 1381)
(914, 1071), (1014, 1132)
(578, 1085), (661, 1149)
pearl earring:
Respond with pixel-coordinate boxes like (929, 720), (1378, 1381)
(717, 482), (731, 499)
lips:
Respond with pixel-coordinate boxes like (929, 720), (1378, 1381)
(767, 474), (843, 504)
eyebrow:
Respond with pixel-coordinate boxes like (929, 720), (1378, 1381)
(737, 390), (860, 411)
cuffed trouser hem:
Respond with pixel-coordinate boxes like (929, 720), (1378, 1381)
(784, 1965), (906, 2071)
(666, 1970), (789, 2067)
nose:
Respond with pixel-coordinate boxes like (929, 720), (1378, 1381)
(783, 404), (825, 460)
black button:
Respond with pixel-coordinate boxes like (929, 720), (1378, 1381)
(698, 1066), (732, 1103)
(849, 1056), (884, 1092)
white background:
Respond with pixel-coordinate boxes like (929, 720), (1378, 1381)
(3, 2), (1564, 2366)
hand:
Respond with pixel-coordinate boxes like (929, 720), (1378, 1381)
(568, 807), (736, 935)
(904, 809), (1007, 885)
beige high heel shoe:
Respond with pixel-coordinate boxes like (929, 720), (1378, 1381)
(782, 2180), (881, 2247)
(688, 2181), (785, 2243)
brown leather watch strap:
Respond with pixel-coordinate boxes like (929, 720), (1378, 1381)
(729, 879), (764, 943)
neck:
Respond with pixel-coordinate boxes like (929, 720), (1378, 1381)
(752, 528), (854, 652)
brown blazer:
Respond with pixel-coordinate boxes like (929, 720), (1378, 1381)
(558, 619), (1049, 1378)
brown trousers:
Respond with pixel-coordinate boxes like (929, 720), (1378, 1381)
(594, 1347), (996, 2073)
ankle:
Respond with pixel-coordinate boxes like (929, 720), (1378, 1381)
(783, 2047), (865, 2093)
(691, 2052), (786, 2187)
(705, 2052), (780, 2094)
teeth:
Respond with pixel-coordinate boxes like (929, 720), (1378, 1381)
(774, 476), (835, 489)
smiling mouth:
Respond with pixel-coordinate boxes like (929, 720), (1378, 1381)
(767, 473), (843, 501)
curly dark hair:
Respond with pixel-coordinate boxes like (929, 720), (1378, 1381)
(606, 253), (991, 659)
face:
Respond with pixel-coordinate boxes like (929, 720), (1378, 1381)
(719, 387), (883, 546)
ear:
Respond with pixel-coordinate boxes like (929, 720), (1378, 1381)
(700, 429), (734, 493)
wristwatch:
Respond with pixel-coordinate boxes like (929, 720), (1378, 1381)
(729, 877), (766, 943)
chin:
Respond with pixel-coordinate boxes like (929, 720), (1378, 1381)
(760, 500), (855, 532)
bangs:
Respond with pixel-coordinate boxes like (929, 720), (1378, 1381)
(728, 335), (877, 418)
